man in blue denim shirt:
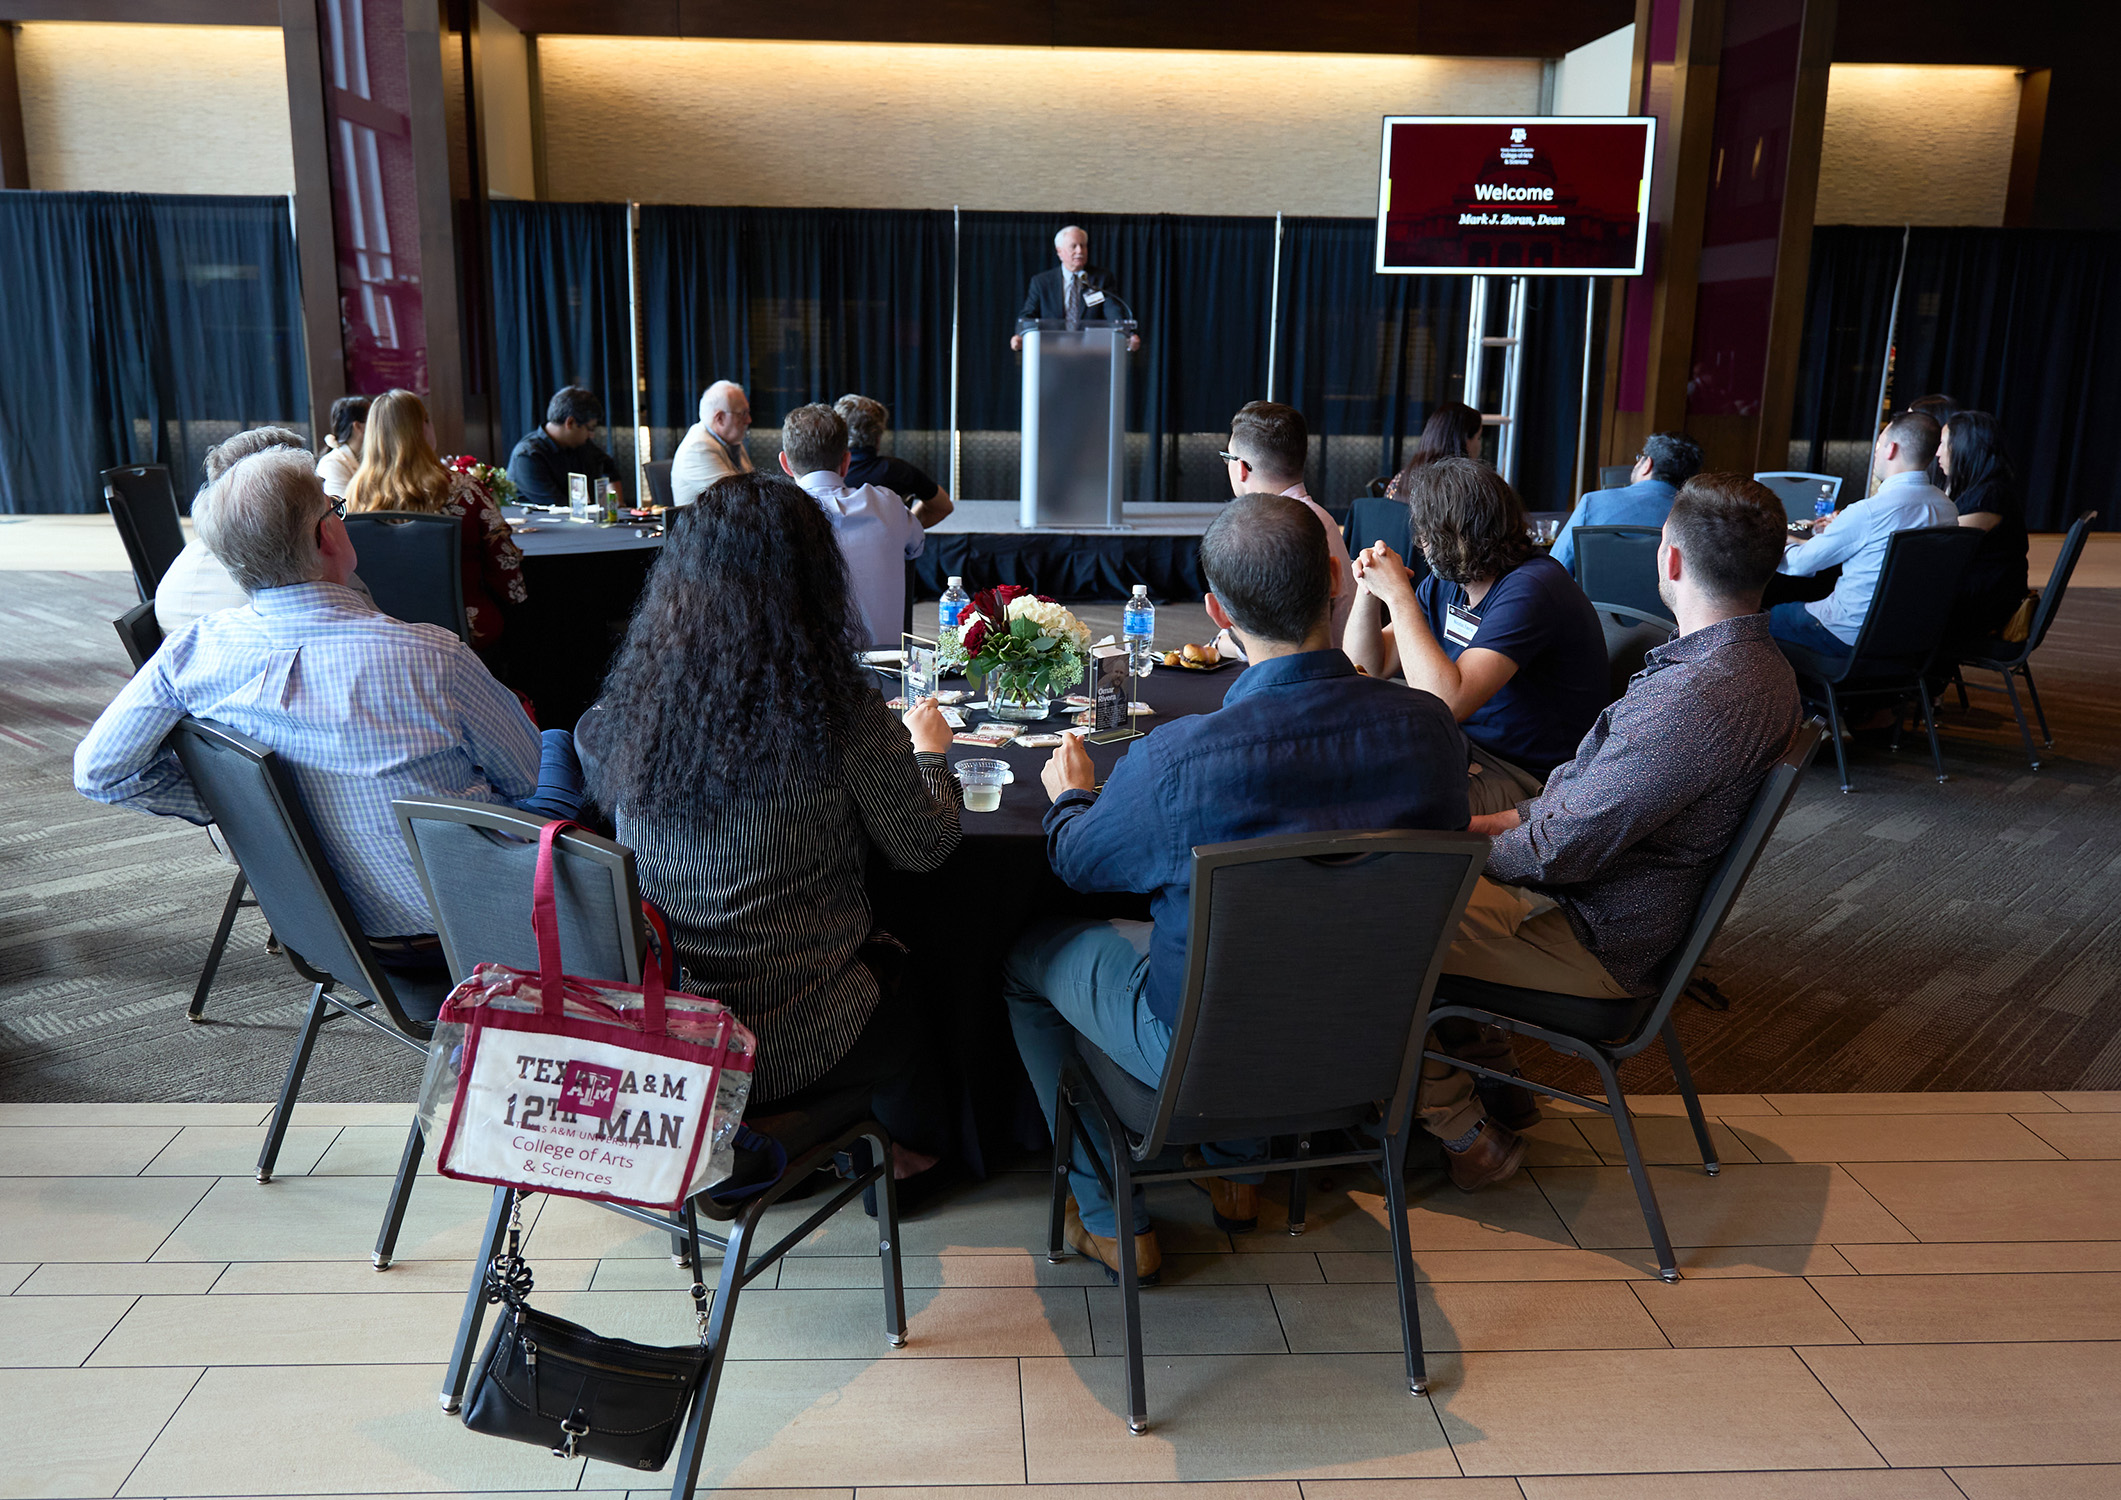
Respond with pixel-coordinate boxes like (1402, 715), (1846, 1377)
(1004, 494), (1470, 1285)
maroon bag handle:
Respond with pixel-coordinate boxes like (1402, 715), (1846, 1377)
(532, 820), (669, 1039)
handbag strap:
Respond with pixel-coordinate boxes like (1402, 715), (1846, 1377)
(533, 820), (670, 1038)
(484, 1188), (712, 1348)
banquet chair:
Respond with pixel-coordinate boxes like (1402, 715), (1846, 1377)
(1595, 603), (1675, 701)
(1569, 525), (1666, 621)
(1775, 524), (1984, 792)
(396, 798), (906, 1485)
(340, 511), (467, 640)
(115, 606), (257, 1024)
(643, 459), (675, 509)
(166, 719), (447, 1196)
(1049, 829), (1487, 1433)
(102, 464), (186, 601)
(1426, 718), (1824, 1283)
(1753, 471), (1843, 524)
(1945, 509), (2097, 770)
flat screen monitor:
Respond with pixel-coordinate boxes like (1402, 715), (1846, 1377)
(1375, 116), (1656, 277)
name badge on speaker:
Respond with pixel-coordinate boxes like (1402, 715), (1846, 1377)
(1443, 602), (1481, 647)
(1083, 289), (1106, 308)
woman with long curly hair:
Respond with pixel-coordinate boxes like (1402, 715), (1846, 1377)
(1345, 456), (1608, 815)
(345, 389), (525, 649)
(577, 471), (961, 1164)
(1386, 401), (1485, 498)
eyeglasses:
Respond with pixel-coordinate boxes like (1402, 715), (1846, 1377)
(326, 498), (347, 519)
(1217, 450), (1245, 466)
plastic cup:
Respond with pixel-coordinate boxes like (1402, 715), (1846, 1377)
(956, 758), (1013, 814)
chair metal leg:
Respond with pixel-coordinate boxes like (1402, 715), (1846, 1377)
(1660, 1020), (1719, 1176)
(1047, 1078), (1077, 1265)
(1111, 1140), (1149, 1435)
(869, 1125), (907, 1347)
(1287, 1133), (1311, 1237)
(1997, 669), (2040, 769)
(188, 871), (248, 1022)
(372, 1116), (425, 1270)
(1916, 678), (1948, 783)
(1593, 1050), (1681, 1282)
(440, 1186), (514, 1412)
(1381, 1128), (1429, 1396)
(1952, 667), (1969, 713)
(666, 1206), (756, 1500)
(2020, 662), (2054, 748)
(1822, 682), (1853, 793)
(257, 983), (328, 1183)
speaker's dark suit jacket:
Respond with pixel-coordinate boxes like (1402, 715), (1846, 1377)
(1017, 265), (1128, 325)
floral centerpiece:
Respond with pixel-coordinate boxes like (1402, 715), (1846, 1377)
(961, 584), (1092, 721)
(445, 454), (520, 505)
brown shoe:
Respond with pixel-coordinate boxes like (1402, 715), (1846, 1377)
(1183, 1150), (1261, 1232)
(1064, 1195), (1162, 1285)
(1444, 1120), (1528, 1192)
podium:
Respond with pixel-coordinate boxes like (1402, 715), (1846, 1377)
(1019, 319), (1134, 530)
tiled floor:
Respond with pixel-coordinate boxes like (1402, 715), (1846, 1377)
(7, 1094), (2121, 1499)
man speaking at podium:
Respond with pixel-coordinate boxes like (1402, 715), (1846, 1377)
(1011, 226), (1141, 353)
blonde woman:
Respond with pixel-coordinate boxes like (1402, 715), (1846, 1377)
(345, 389), (526, 649)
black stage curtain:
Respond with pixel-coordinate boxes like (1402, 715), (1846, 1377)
(490, 200), (636, 483)
(638, 206), (957, 482)
(0, 192), (306, 514)
(1794, 226), (2121, 532)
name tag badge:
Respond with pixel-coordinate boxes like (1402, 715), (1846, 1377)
(1443, 602), (1481, 648)
(1083, 289), (1106, 307)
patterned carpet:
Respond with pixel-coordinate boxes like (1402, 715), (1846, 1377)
(3, 570), (2117, 1105)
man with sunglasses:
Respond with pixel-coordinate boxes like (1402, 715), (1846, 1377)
(1215, 400), (1356, 655)
(77, 449), (581, 969)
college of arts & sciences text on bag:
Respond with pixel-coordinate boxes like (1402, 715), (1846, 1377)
(413, 818), (758, 1210)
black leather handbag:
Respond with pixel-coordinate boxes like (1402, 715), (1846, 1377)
(462, 1194), (710, 1470)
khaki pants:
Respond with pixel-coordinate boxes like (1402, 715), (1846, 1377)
(1465, 743), (1544, 817)
(1416, 878), (1630, 1140)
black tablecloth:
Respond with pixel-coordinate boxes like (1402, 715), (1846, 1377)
(868, 658), (1241, 1175)
(501, 509), (663, 729)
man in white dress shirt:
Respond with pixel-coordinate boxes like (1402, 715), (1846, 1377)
(1215, 401), (1355, 657)
(1770, 409), (1955, 657)
(671, 380), (755, 507)
(778, 404), (926, 649)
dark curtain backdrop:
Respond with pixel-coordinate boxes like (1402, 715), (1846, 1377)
(489, 200), (635, 481)
(638, 206), (957, 482)
(0, 192), (306, 514)
(1794, 225), (2121, 532)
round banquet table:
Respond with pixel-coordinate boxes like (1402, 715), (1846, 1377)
(500, 508), (663, 728)
(866, 657), (1242, 1177)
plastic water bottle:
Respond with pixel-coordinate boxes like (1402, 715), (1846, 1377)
(937, 576), (971, 670)
(1123, 584), (1156, 677)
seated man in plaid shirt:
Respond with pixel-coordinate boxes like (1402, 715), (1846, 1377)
(75, 448), (580, 986)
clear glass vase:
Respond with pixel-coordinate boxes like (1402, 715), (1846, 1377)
(986, 663), (1057, 722)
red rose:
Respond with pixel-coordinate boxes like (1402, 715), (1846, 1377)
(961, 616), (990, 657)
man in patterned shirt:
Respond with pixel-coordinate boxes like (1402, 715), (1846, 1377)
(1414, 474), (1804, 1189)
(76, 449), (580, 969)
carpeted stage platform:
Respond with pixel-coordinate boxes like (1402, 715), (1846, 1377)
(914, 499), (1220, 599)
(5, 570), (2119, 1108)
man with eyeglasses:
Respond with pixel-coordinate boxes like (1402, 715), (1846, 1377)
(77, 448), (581, 974)
(1548, 431), (1703, 574)
(506, 385), (627, 508)
(1214, 400), (1357, 655)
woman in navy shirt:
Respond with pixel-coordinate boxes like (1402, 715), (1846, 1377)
(1346, 456), (1609, 816)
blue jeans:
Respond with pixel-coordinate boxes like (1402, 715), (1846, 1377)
(1004, 917), (1261, 1238)
(1768, 601), (1852, 658)
(515, 728), (587, 821)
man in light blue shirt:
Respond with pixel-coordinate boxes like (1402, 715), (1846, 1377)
(1770, 410), (1956, 656)
(77, 449), (579, 941)
(778, 404), (926, 648)
(1549, 430), (1703, 573)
